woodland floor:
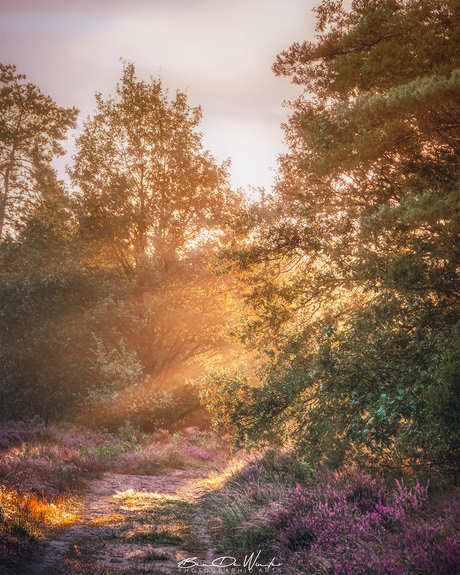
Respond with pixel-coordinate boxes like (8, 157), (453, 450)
(23, 470), (219, 575)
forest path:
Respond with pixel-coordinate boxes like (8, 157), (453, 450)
(30, 470), (217, 574)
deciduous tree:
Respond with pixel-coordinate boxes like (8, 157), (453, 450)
(69, 63), (242, 424)
(70, 61), (233, 271)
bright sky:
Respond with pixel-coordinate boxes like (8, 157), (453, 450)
(0, 0), (318, 192)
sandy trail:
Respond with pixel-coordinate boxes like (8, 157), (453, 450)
(31, 471), (216, 574)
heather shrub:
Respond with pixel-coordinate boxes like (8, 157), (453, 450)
(115, 432), (225, 474)
(0, 420), (227, 574)
(182, 444), (213, 461)
(117, 446), (165, 475)
(0, 422), (227, 487)
(63, 427), (112, 450)
(0, 429), (22, 451)
(182, 426), (201, 441)
(343, 468), (387, 514)
(0, 421), (67, 452)
(203, 452), (460, 575)
(0, 444), (103, 495)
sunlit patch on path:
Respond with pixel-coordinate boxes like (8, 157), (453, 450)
(30, 471), (216, 574)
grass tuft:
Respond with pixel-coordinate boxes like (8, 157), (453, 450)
(128, 528), (183, 545)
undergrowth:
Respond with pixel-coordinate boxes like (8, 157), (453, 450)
(2, 420), (460, 574)
(202, 449), (460, 575)
(0, 420), (227, 572)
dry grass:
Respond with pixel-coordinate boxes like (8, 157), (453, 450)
(0, 486), (80, 573)
(0, 486), (80, 540)
(0, 443), (103, 496)
(197, 449), (258, 492)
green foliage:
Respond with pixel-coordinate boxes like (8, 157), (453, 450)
(65, 62), (242, 428)
(272, 0), (460, 300)
(117, 420), (139, 443)
(0, 62), (242, 427)
(207, 0), (460, 477)
(77, 440), (132, 462)
(0, 171), (144, 421)
(0, 253), (141, 421)
(0, 64), (78, 240)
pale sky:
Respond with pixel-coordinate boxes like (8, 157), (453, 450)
(0, 0), (318, 191)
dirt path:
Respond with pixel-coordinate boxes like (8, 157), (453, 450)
(30, 470), (217, 574)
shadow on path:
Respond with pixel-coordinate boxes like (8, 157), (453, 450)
(29, 471), (216, 574)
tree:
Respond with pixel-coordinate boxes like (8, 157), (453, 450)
(272, 0), (460, 299)
(0, 64), (78, 240)
(0, 63), (241, 429)
(0, 168), (142, 422)
(206, 0), (460, 474)
(67, 63), (242, 427)
(70, 61), (233, 271)
(0, 69), (141, 423)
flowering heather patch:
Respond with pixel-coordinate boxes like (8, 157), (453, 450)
(117, 433), (225, 474)
(0, 421), (66, 449)
(0, 421), (62, 451)
(0, 422), (228, 492)
(63, 428), (113, 450)
(182, 444), (213, 461)
(203, 451), (460, 575)
(0, 443), (103, 495)
(0, 429), (22, 450)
